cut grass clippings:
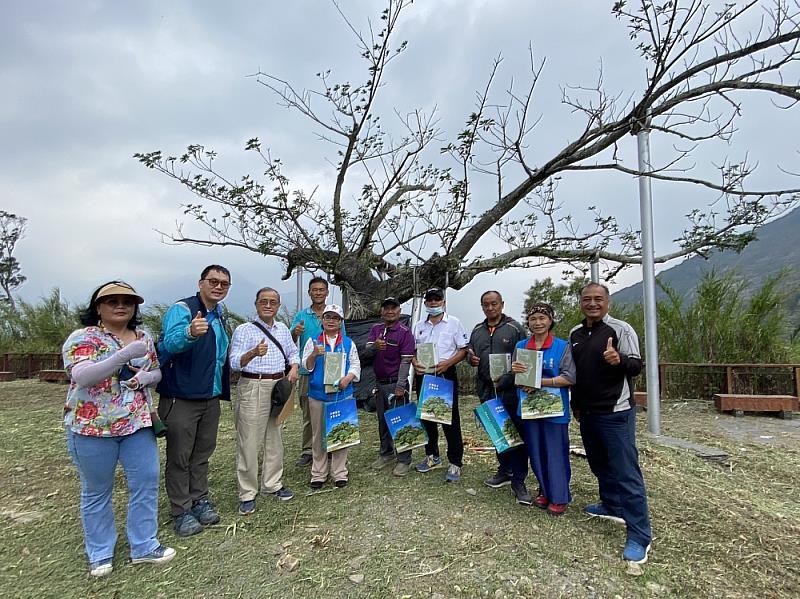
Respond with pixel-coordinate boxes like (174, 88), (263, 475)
(0, 380), (799, 598)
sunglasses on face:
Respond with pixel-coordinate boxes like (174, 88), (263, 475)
(101, 298), (136, 307)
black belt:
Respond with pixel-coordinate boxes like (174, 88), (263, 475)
(376, 377), (398, 385)
(241, 372), (284, 380)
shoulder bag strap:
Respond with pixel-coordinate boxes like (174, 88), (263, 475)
(251, 321), (290, 373)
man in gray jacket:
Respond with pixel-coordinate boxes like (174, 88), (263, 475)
(467, 290), (529, 503)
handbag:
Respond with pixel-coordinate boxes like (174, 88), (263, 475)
(251, 321), (295, 416)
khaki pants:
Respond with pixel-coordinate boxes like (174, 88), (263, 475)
(234, 378), (284, 501)
(298, 375), (313, 456)
(308, 396), (349, 483)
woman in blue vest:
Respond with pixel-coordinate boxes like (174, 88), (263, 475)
(302, 304), (361, 490)
(510, 302), (576, 516)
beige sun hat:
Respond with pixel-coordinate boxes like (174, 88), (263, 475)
(95, 282), (144, 305)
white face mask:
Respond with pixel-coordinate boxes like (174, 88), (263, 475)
(425, 305), (444, 316)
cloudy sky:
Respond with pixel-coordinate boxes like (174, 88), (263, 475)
(2, 0), (797, 325)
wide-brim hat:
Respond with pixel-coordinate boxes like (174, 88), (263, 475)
(95, 282), (144, 305)
(322, 303), (344, 318)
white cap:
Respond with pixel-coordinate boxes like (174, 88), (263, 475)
(322, 304), (344, 318)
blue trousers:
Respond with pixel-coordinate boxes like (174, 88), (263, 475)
(66, 428), (161, 564)
(521, 419), (571, 504)
(579, 408), (652, 546)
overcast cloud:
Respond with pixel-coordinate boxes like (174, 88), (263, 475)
(2, 0), (796, 326)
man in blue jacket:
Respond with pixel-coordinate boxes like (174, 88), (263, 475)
(157, 265), (231, 537)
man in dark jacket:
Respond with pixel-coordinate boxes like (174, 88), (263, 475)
(467, 290), (529, 504)
(157, 265), (231, 537)
(570, 282), (652, 564)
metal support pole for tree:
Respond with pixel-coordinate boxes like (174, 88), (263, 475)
(295, 267), (303, 315)
(590, 256), (600, 284)
(636, 114), (662, 435)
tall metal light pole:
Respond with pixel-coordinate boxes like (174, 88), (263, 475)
(636, 113), (662, 435)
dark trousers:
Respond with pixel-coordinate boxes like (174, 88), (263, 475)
(522, 419), (571, 504)
(375, 382), (411, 464)
(579, 408), (651, 546)
(416, 367), (464, 468)
(479, 387), (527, 483)
(158, 396), (221, 516)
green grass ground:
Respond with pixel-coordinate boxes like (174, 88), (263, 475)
(1, 380), (799, 598)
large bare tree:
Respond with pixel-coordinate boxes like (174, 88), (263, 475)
(137, 0), (800, 317)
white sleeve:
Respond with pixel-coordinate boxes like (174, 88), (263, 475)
(302, 338), (317, 371)
(347, 343), (361, 382)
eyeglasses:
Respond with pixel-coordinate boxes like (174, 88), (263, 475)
(102, 298), (136, 307)
(256, 299), (279, 307)
(322, 315), (341, 321)
(201, 278), (231, 289)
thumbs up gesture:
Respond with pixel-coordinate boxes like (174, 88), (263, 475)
(254, 337), (268, 357)
(292, 319), (305, 337)
(190, 311), (209, 337)
(603, 337), (620, 365)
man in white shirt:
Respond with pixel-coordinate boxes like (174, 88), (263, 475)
(412, 287), (468, 482)
(229, 287), (300, 515)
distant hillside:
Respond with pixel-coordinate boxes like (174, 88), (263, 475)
(612, 208), (800, 327)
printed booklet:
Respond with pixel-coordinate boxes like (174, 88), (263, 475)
(323, 352), (346, 394)
(474, 398), (524, 453)
(384, 402), (428, 453)
(489, 353), (511, 380)
(415, 374), (453, 425)
(518, 387), (565, 419)
(322, 397), (360, 452)
(514, 348), (543, 388)
(416, 342), (438, 374)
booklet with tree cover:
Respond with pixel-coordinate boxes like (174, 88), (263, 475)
(474, 398), (524, 453)
(416, 342), (438, 374)
(323, 397), (360, 452)
(415, 374), (453, 425)
(514, 348), (543, 388)
(323, 352), (346, 394)
(489, 353), (511, 380)
(384, 402), (428, 453)
(518, 387), (565, 419)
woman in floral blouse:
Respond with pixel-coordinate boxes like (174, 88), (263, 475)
(63, 281), (175, 577)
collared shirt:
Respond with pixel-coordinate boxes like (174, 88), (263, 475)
(62, 326), (158, 437)
(367, 321), (415, 379)
(230, 318), (300, 373)
(161, 299), (229, 396)
(414, 313), (468, 361)
(302, 334), (362, 381)
(291, 306), (347, 375)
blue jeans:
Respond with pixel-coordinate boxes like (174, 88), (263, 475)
(579, 408), (652, 546)
(66, 428), (161, 564)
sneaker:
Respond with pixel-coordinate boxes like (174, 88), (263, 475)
(534, 492), (549, 509)
(547, 503), (567, 517)
(584, 502), (625, 525)
(370, 455), (396, 469)
(174, 512), (203, 537)
(483, 470), (513, 488)
(238, 499), (256, 515)
(266, 487), (295, 501)
(445, 464), (461, 483)
(191, 499), (220, 526)
(623, 539), (651, 564)
(89, 558), (113, 577)
(334, 479), (348, 488)
(310, 480), (324, 491)
(131, 545), (176, 565)
(415, 455), (442, 473)
(511, 481), (532, 505)
(392, 462), (411, 477)
(295, 453), (312, 467)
